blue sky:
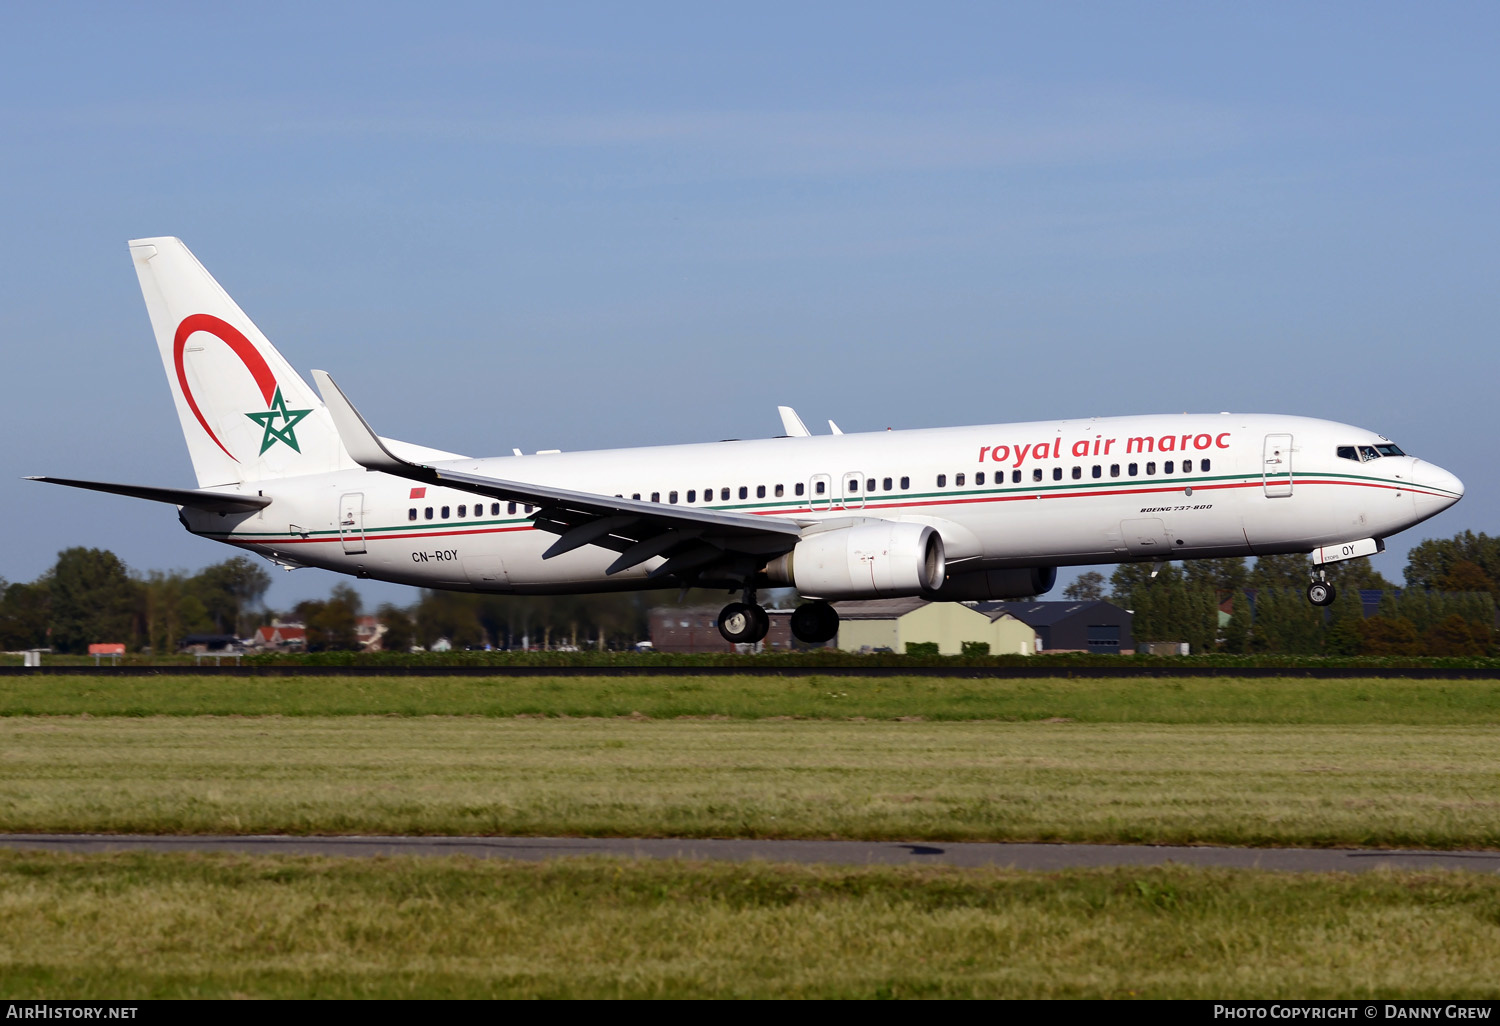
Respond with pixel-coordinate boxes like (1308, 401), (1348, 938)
(2, 2), (1495, 610)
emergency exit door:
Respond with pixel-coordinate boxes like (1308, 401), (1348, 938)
(338, 492), (367, 554)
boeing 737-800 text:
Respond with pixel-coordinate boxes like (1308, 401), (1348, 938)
(31, 238), (1465, 645)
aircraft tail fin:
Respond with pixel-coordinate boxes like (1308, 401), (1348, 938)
(129, 237), (349, 487)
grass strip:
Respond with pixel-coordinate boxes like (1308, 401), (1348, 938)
(5, 674), (1500, 722)
(3, 718), (1499, 847)
(3, 851), (1499, 999)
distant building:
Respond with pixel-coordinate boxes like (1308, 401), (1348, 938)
(835, 598), (1037, 655)
(178, 634), (242, 655)
(974, 600), (1134, 654)
(355, 615), (386, 652)
(250, 623), (306, 651)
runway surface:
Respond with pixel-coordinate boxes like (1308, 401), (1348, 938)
(3, 834), (1498, 873)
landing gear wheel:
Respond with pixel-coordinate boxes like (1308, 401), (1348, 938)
(790, 601), (840, 644)
(718, 602), (769, 644)
(1306, 581), (1336, 607)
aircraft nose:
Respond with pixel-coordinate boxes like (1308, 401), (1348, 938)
(1411, 461), (1464, 513)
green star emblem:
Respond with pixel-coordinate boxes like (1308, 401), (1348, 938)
(246, 386), (312, 455)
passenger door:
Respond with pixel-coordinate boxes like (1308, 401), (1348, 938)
(1263, 434), (1293, 498)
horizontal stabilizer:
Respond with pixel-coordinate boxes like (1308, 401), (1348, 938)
(26, 476), (271, 514)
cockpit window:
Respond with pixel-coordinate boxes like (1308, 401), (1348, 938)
(1340, 442), (1408, 461)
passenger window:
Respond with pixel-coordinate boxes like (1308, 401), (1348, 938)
(976, 472), (986, 486)
(1091, 465), (1101, 479)
(669, 491), (678, 503)
(1053, 467), (1062, 481)
(1164, 461), (1174, 474)
(775, 484), (784, 497)
(1146, 462), (1156, 475)
(524, 505), (533, 514)
(848, 479), (860, 492)
(1182, 460), (1193, 473)
(508, 502), (517, 514)
(1110, 464), (1119, 478)
(687, 490), (696, 503)
(882, 477), (893, 491)
(1033, 468), (1042, 482)
(1011, 470), (1021, 484)
(491, 503), (500, 516)
(867, 478), (876, 492)
(457, 505), (467, 517)
(937, 474), (947, 487)
(956, 473), (965, 486)
(814, 481), (824, 495)
(1201, 458), (1211, 472)
(632, 493), (641, 500)
(796, 482), (806, 496)
(424, 507), (433, 520)
(1071, 467), (1081, 480)
(900, 476), (910, 489)
(756, 485), (766, 498)
(408, 508), (417, 521)
(441, 506), (450, 519)
(721, 487), (730, 501)
(651, 492), (660, 503)
(1128, 463), (1138, 477)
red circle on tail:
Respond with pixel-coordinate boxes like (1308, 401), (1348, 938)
(173, 314), (279, 463)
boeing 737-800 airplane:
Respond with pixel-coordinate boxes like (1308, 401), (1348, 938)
(32, 238), (1465, 645)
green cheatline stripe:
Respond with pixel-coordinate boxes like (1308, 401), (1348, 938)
(203, 466), (1415, 542)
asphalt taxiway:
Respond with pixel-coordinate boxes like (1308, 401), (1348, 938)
(2, 834), (1497, 873)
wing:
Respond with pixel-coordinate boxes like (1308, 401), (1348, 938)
(312, 371), (803, 581)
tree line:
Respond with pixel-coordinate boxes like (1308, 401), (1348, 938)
(1061, 532), (1498, 656)
(0, 546), (685, 653)
(4, 532), (1496, 655)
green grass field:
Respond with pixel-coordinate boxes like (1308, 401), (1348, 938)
(5, 672), (1500, 722)
(3, 717), (1499, 847)
(5, 673), (1500, 998)
(3, 852), (1499, 999)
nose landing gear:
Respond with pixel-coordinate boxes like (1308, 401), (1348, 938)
(1306, 572), (1336, 607)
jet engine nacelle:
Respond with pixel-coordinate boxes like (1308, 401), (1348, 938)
(766, 522), (946, 600)
(921, 566), (1057, 601)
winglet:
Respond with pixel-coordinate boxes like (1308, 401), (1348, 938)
(777, 406), (811, 437)
(311, 370), (421, 475)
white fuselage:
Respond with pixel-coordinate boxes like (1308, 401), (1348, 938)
(183, 412), (1463, 595)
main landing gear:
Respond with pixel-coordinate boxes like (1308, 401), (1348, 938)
(790, 601), (840, 644)
(716, 591), (841, 645)
(717, 600), (770, 645)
